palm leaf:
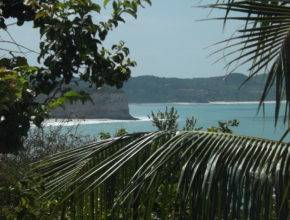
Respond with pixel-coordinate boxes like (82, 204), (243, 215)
(33, 131), (290, 219)
(206, 1), (290, 129)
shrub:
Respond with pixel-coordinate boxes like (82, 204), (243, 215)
(0, 121), (97, 219)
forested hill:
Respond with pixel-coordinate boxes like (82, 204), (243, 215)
(123, 73), (275, 103)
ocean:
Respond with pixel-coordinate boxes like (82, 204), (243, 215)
(44, 102), (289, 141)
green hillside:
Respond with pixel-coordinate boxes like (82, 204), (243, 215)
(123, 73), (275, 103)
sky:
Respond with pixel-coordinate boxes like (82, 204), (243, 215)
(2, 0), (248, 79)
(105, 0), (246, 78)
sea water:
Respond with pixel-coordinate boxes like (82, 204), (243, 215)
(44, 102), (289, 141)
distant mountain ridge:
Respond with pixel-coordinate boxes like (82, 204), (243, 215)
(123, 73), (275, 103)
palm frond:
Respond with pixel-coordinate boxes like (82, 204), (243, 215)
(33, 131), (290, 219)
(207, 1), (290, 126)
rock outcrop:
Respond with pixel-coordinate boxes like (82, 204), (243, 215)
(50, 88), (134, 120)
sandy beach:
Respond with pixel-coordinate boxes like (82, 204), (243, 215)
(41, 118), (142, 127)
(161, 100), (281, 105)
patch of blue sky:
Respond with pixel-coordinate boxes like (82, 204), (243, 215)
(2, 0), (250, 79)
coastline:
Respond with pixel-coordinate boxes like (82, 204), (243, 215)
(130, 100), (282, 105)
(41, 117), (142, 127)
(208, 101), (279, 104)
(40, 101), (282, 127)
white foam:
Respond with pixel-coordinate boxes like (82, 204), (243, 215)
(208, 101), (279, 104)
(34, 117), (150, 127)
(168, 102), (201, 105)
(135, 116), (151, 121)
(131, 101), (282, 105)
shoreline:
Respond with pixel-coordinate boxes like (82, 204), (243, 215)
(129, 100), (283, 105)
(208, 101), (278, 105)
(41, 117), (144, 127)
(39, 101), (283, 126)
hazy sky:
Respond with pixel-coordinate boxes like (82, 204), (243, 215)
(3, 0), (248, 79)
(105, 0), (248, 78)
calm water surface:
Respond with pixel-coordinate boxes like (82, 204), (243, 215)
(66, 103), (289, 141)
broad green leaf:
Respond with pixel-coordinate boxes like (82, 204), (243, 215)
(33, 131), (290, 219)
(35, 11), (48, 20)
(103, 0), (110, 8)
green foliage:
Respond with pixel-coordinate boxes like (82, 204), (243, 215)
(149, 106), (179, 131)
(0, 177), (57, 220)
(149, 106), (238, 133)
(183, 116), (200, 131)
(115, 128), (129, 137)
(33, 131), (290, 219)
(0, 122), (97, 219)
(0, 0), (35, 28)
(208, 119), (240, 133)
(0, 63), (48, 153)
(22, 2), (290, 219)
(99, 132), (112, 140)
(99, 128), (129, 140)
(0, 0), (151, 153)
(47, 90), (91, 110)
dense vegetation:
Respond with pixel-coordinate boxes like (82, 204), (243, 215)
(123, 73), (275, 103)
(31, 1), (289, 219)
(0, 123), (97, 219)
(67, 73), (275, 104)
(34, 130), (289, 219)
(0, 0), (150, 154)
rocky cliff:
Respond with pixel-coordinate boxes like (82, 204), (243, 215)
(50, 88), (134, 120)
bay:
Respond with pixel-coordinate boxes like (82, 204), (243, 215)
(46, 102), (289, 141)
